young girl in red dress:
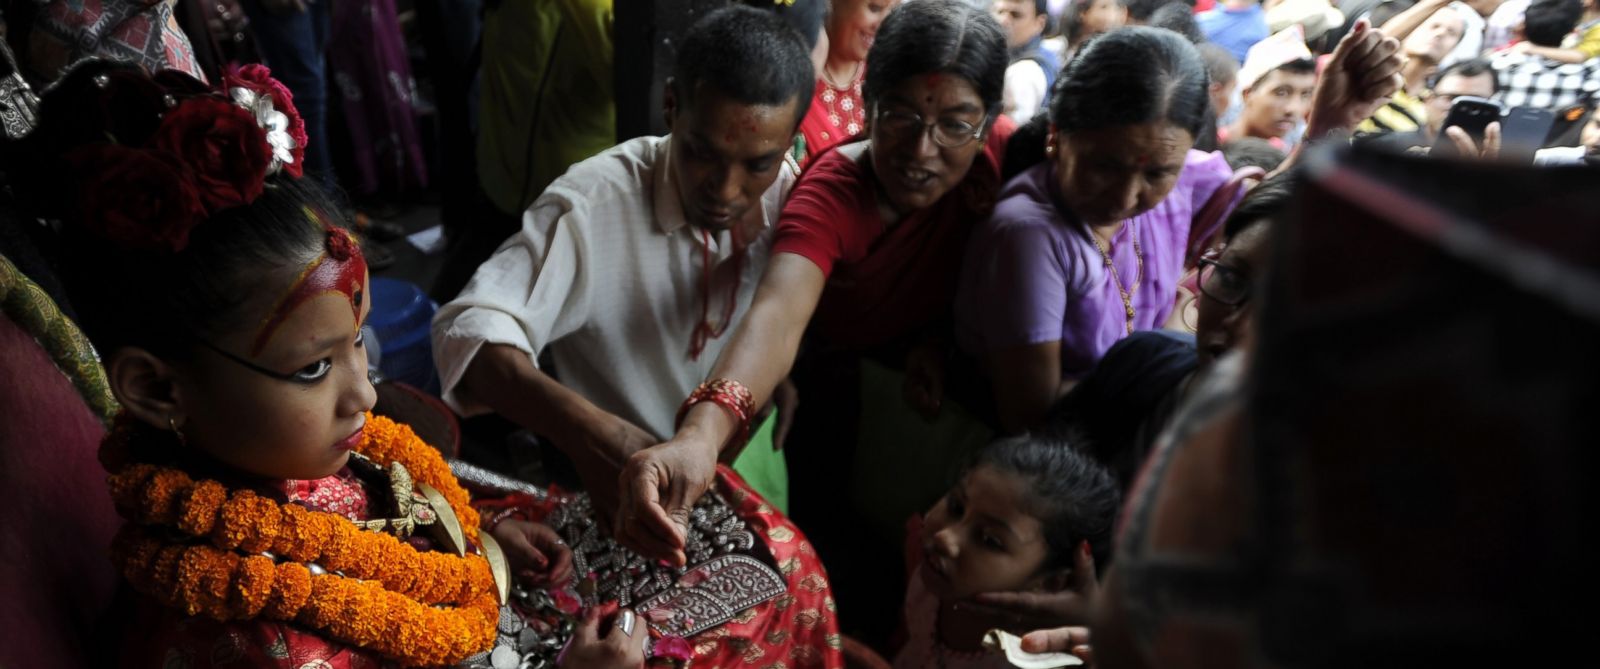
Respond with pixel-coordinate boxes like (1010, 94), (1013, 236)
(9, 60), (646, 668)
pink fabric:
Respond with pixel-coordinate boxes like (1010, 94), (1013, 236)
(0, 314), (119, 669)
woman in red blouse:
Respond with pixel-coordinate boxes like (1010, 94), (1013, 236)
(623, 0), (1015, 644)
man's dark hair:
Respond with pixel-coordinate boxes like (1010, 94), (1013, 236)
(1126, 0), (1195, 22)
(1429, 58), (1500, 96)
(1523, 0), (1584, 47)
(1275, 58), (1318, 77)
(1149, 2), (1204, 43)
(1222, 137), (1289, 173)
(672, 5), (815, 127)
(1222, 170), (1296, 238)
(1250, 57), (1317, 91)
(864, 0), (1009, 120)
(1199, 42), (1239, 86)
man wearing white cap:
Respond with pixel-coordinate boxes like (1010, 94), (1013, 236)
(1221, 25), (1318, 148)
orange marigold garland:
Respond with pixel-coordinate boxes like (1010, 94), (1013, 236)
(102, 412), (500, 666)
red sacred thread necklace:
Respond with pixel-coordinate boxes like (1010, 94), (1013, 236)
(688, 225), (744, 360)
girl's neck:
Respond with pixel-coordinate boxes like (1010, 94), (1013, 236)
(936, 600), (1015, 653)
(1402, 58), (1434, 94)
(822, 55), (861, 89)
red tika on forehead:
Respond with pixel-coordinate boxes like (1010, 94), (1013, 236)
(250, 212), (367, 356)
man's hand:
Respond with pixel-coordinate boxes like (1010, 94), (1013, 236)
(1305, 19), (1406, 141)
(489, 519), (574, 587)
(1443, 121), (1503, 160)
(566, 411), (658, 524)
(559, 608), (647, 669)
(963, 540), (1099, 629)
(614, 437), (719, 567)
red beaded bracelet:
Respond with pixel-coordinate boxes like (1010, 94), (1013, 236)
(675, 378), (756, 447)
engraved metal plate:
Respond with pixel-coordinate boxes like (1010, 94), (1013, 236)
(633, 554), (787, 638)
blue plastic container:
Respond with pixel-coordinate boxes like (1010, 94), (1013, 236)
(367, 277), (439, 394)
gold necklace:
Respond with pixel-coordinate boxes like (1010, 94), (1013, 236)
(821, 60), (861, 90)
(1088, 225), (1144, 335)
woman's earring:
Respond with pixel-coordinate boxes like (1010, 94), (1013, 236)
(1045, 144), (1056, 156)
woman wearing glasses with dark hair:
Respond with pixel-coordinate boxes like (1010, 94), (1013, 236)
(627, 0), (1013, 643)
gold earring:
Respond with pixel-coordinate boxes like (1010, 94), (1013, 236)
(168, 416), (186, 444)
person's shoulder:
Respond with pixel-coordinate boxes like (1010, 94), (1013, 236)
(544, 135), (664, 201)
(1184, 148), (1233, 176)
(798, 142), (871, 184)
(990, 165), (1061, 226)
(1179, 149), (1234, 197)
(784, 143), (873, 222)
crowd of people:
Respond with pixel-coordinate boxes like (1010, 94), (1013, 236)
(0, 0), (1594, 667)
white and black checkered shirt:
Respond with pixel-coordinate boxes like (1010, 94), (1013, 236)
(1490, 52), (1600, 111)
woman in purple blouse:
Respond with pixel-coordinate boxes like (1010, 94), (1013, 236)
(956, 27), (1232, 432)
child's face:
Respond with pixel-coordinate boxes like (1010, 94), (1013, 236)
(1080, 0), (1128, 37)
(174, 259), (376, 481)
(921, 466), (1055, 601)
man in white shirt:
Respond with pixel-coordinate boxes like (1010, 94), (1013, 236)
(431, 6), (812, 519)
(994, 0), (1058, 121)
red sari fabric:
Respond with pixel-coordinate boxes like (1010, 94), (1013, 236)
(683, 467), (846, 668)
(772, 118), (1015, 351)
(798, 74), (868, 166)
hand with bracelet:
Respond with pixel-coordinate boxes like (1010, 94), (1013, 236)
(615, 379), (754, 566)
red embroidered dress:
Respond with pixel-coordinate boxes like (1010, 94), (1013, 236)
(798, 69), (868, 166)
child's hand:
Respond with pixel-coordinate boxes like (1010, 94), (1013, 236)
(964, 540), (1099, 628)
(559, 608), (647, 669)
(490, 519), (574, 587)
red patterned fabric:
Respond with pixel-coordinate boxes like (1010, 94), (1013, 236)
(798, 74), (867, 165)
(684, 467), (846, 669)
(278, 468), (378, 522)
(26, 0), (205, 84)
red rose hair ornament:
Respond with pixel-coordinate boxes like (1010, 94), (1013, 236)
(152, 97), (272, 210)
(45, 63), (311, 254)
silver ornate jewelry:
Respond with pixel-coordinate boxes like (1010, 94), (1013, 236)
(548, 490), (786, 636)
(0, 71), (39, 140)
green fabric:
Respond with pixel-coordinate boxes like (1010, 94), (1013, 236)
(851, 359), (993, 541)
(0, 253), (118, 426)
(477, 0), (616, 215)
(731, 410), (789, 514)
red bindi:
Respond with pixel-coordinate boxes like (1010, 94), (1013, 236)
(250, 212), (368, 356)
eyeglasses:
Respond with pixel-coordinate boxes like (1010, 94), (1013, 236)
(874, 106), (986, 148)
(1196, 255), (1252, 307)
